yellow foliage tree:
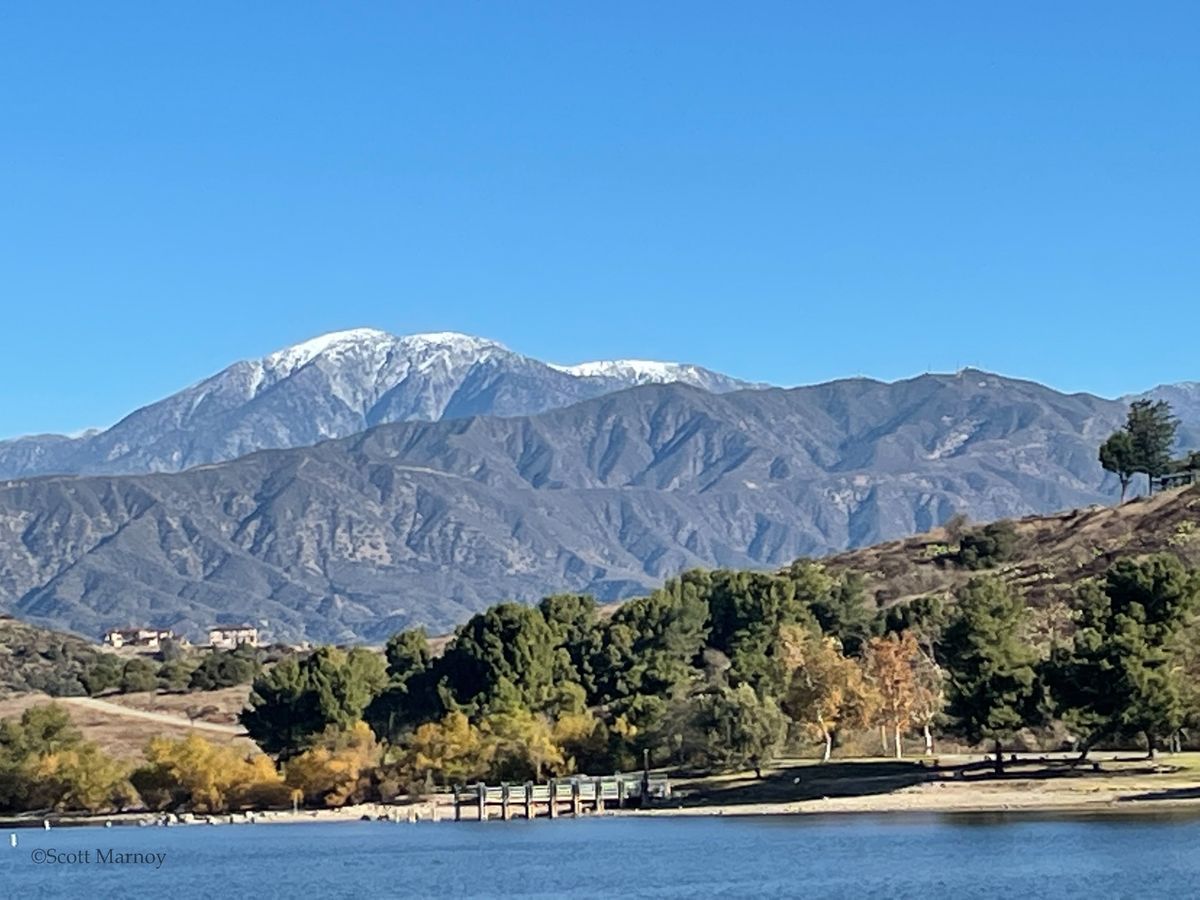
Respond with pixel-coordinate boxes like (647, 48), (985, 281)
(551, 712), (608, 774)
(284, 721), (381, 807)
(779, 626), (877, 762)
(27, 743), (136, 813)
(864, 632), (921, 758)
(400, 711), (492, 790)
(482, 708), (565, 782)
(135, 734), (287, 813)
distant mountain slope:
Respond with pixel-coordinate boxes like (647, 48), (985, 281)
(0, 329), (754, 479)
(0, 370), (1178, 644)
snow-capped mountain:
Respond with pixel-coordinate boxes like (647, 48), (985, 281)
(0, 329), (756, 479)
(550, 359), (753, 393)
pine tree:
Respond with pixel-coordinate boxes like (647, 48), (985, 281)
(940, 576), (1041, 773)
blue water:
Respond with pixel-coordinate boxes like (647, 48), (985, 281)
(2, 812), (1197, 898)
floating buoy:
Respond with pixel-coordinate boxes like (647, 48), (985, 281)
(9, 833), (16, 848)
(43, 820), (50, 831)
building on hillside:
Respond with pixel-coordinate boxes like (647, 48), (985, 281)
(102, 626), (176, 650)
(207, 624), (260, 650)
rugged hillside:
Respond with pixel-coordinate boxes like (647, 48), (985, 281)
(826, 485), (1200, 617)
(0, 370), (1180, 644)
(0, 330), (753, 480)
(0, 616), (108, 696)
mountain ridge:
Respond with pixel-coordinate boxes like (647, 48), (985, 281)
(0, 329), (755, 480)
(0, 371), (1184, 644)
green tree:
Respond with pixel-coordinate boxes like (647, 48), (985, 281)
(80, 654), (123, 697)
(956, 521), (1018, 570)
(437, 604), (558, 713)
(789, 564), (877, 657)
(698, 684), (787, 769)
(365, 628), (439, 742)
(241, 647), (387, 759)
(593, 572), (711, 703)
(705, 571), (810, 695)
(1050, 555), (1199, 757)
(120, 658), (160, 694)
(539, 594), (603, 697)
(1122, 400), (1178, 495)
(189, 648), (260, 691)
(1099, 430), (1138, 502)
(158, 658), (195, 693)
(940, 576), (1042, 773)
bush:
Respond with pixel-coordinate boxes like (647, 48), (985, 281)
(188, 649), (259, 691)
(956, 521), (1018, 569)
(120, 658), (159, 694)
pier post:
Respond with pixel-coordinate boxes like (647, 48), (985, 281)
(524, 782), (533, 820)
(571, 780), (581, 817)
(617, 776), (626, 808)
(454, 787), (462, 822)
(594, 777), (604, 814)
(548, 779), (557, 819)
(501, 784), (510, 821)
(477, 783), (486, 822)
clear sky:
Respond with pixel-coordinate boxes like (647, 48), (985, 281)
(2, 2), (1198, 438)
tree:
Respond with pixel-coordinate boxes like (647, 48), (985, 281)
(1099, 430), (1137, 503)
(592, 573), (711, 704)
(481, 707), (565, 782)
(397, 711), (492, 790)
(704, 571), (810, 695)
(437, 604), (559, 714)
(80, 654), (123, 697)
(955, 521), (1018, 570)
(699, 684), (787, 769)
(366, 629), (441, 742)
(864, 632), (921, 758)
(0, 705), (133, 814)
(1126, 400), (1178, 494)
(189, 648), (259, 691)
(133, 734), (286, 813)
(241, 647), (387, 759)
(284, 721), (382, 807)
(1050, 555), (1199, 757)
(539, 593), (604, 697)
(940, 576), (1042, 773)
(1102, 400), (1179, 499)
(120, 658), (159, 694)
(26, 743), (135, 813)
(788, 563), (877, 657)
(158, 658), (195, 693)
(779, 627), (876, 762)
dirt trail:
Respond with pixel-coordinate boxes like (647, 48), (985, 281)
(61, 696), (245, 735)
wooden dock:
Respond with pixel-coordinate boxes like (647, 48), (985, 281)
(452, 775), (670, 821)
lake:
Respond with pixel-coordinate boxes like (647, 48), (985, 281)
(2, 812), (1197, 898)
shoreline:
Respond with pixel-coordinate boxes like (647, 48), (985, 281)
(10, 783), (1200, 830)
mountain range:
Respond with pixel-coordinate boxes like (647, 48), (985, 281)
(0, 330), (753, 480)
(1, 329), (1194, 644)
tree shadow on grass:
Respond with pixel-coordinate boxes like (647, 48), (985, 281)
(676, 760), (931, 808)
(675, 757), (1181, 809)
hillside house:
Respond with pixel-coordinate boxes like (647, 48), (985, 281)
(102, 626), (176, 650)
(208, 624), (260, 650)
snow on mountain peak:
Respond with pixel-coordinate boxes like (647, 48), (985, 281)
(552, 359), (696, 382)
(263, 328), (395, 373)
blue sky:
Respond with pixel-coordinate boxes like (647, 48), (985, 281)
(2, 2), (1198, 438)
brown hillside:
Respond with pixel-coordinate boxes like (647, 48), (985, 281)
(824, 485), (1200, 616)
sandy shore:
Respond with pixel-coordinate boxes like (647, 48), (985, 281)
(10, 755), (1200, 828)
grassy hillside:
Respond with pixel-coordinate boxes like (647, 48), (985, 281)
(824, 484), (1200, 622)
